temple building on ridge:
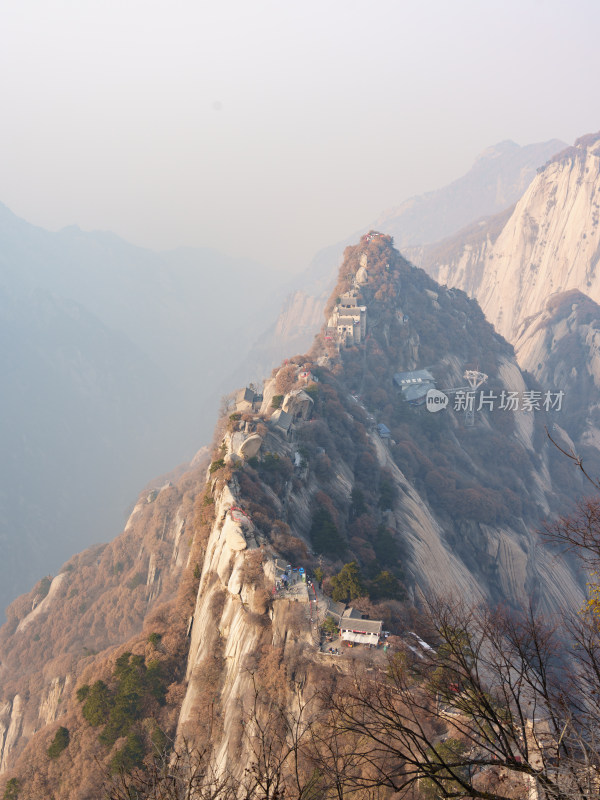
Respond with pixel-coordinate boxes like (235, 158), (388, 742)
(326, 290), (367, 345)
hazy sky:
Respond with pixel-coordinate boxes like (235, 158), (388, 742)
(1, 0), (599, 273)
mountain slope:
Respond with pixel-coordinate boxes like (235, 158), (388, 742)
(515, 289), (600, 474)
(0, 460), (207, 795)
(0, 232), (590, 798)
(373, 138), (566, 250)
(417, 133), (600, 342)
(245, 138), (566, 379)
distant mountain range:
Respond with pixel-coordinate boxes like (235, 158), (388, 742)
(0, 204), (286, 612)
(400, 132), (600, 490)
(374, 138), (567, 249)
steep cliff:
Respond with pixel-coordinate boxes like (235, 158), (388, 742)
(242, 139), (564, 384)
(373, 138), (566, 251)
(417, 132), (600, 343)
(0, 462), (208, 797)
(0, 233), (591, 798)
(515, 289), (600, 473)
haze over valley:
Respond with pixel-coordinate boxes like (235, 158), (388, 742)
(2, 2), (600, 797)
(0, 132), (577, 614)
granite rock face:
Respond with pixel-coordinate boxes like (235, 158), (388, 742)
(418, 134), (600, 343)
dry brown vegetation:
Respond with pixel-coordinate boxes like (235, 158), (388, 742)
(274, 364), (298, 395)
(0, 460), (214, 799)
(240, 550), (265, 588)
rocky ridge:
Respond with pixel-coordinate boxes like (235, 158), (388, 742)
(242, 138), (564, 384)
(0, 233), (591, 798)
(416, 132), (600, 343)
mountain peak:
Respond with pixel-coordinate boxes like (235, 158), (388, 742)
(574, 130), (600, 150)
(473, 140), (520, 161)
(540, 130), (600, 172)
(419, 131), (600, 344)
(373, 137), (566, 250)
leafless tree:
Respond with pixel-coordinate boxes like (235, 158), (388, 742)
(321, 599), (600, 800)
(304, 703), (387, 800)
(105, 432), (600, 800)
(238, 674), (322, 800)
(102, 676), (327, 800)
(544, 430), (600, 565)
(103, 738), (236, 800)
(102, 595), (600, 800)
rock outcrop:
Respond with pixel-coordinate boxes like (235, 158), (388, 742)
(0, 462), (209, 791)
(374, 138), (566, 251)
(417, 133), (600, 343)
(240, 139), (565, 387)
(515, 290), (600, 475)
(0, 696), (23, 773)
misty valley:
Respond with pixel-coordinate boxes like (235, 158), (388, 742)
(2, 132), (600, 800)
